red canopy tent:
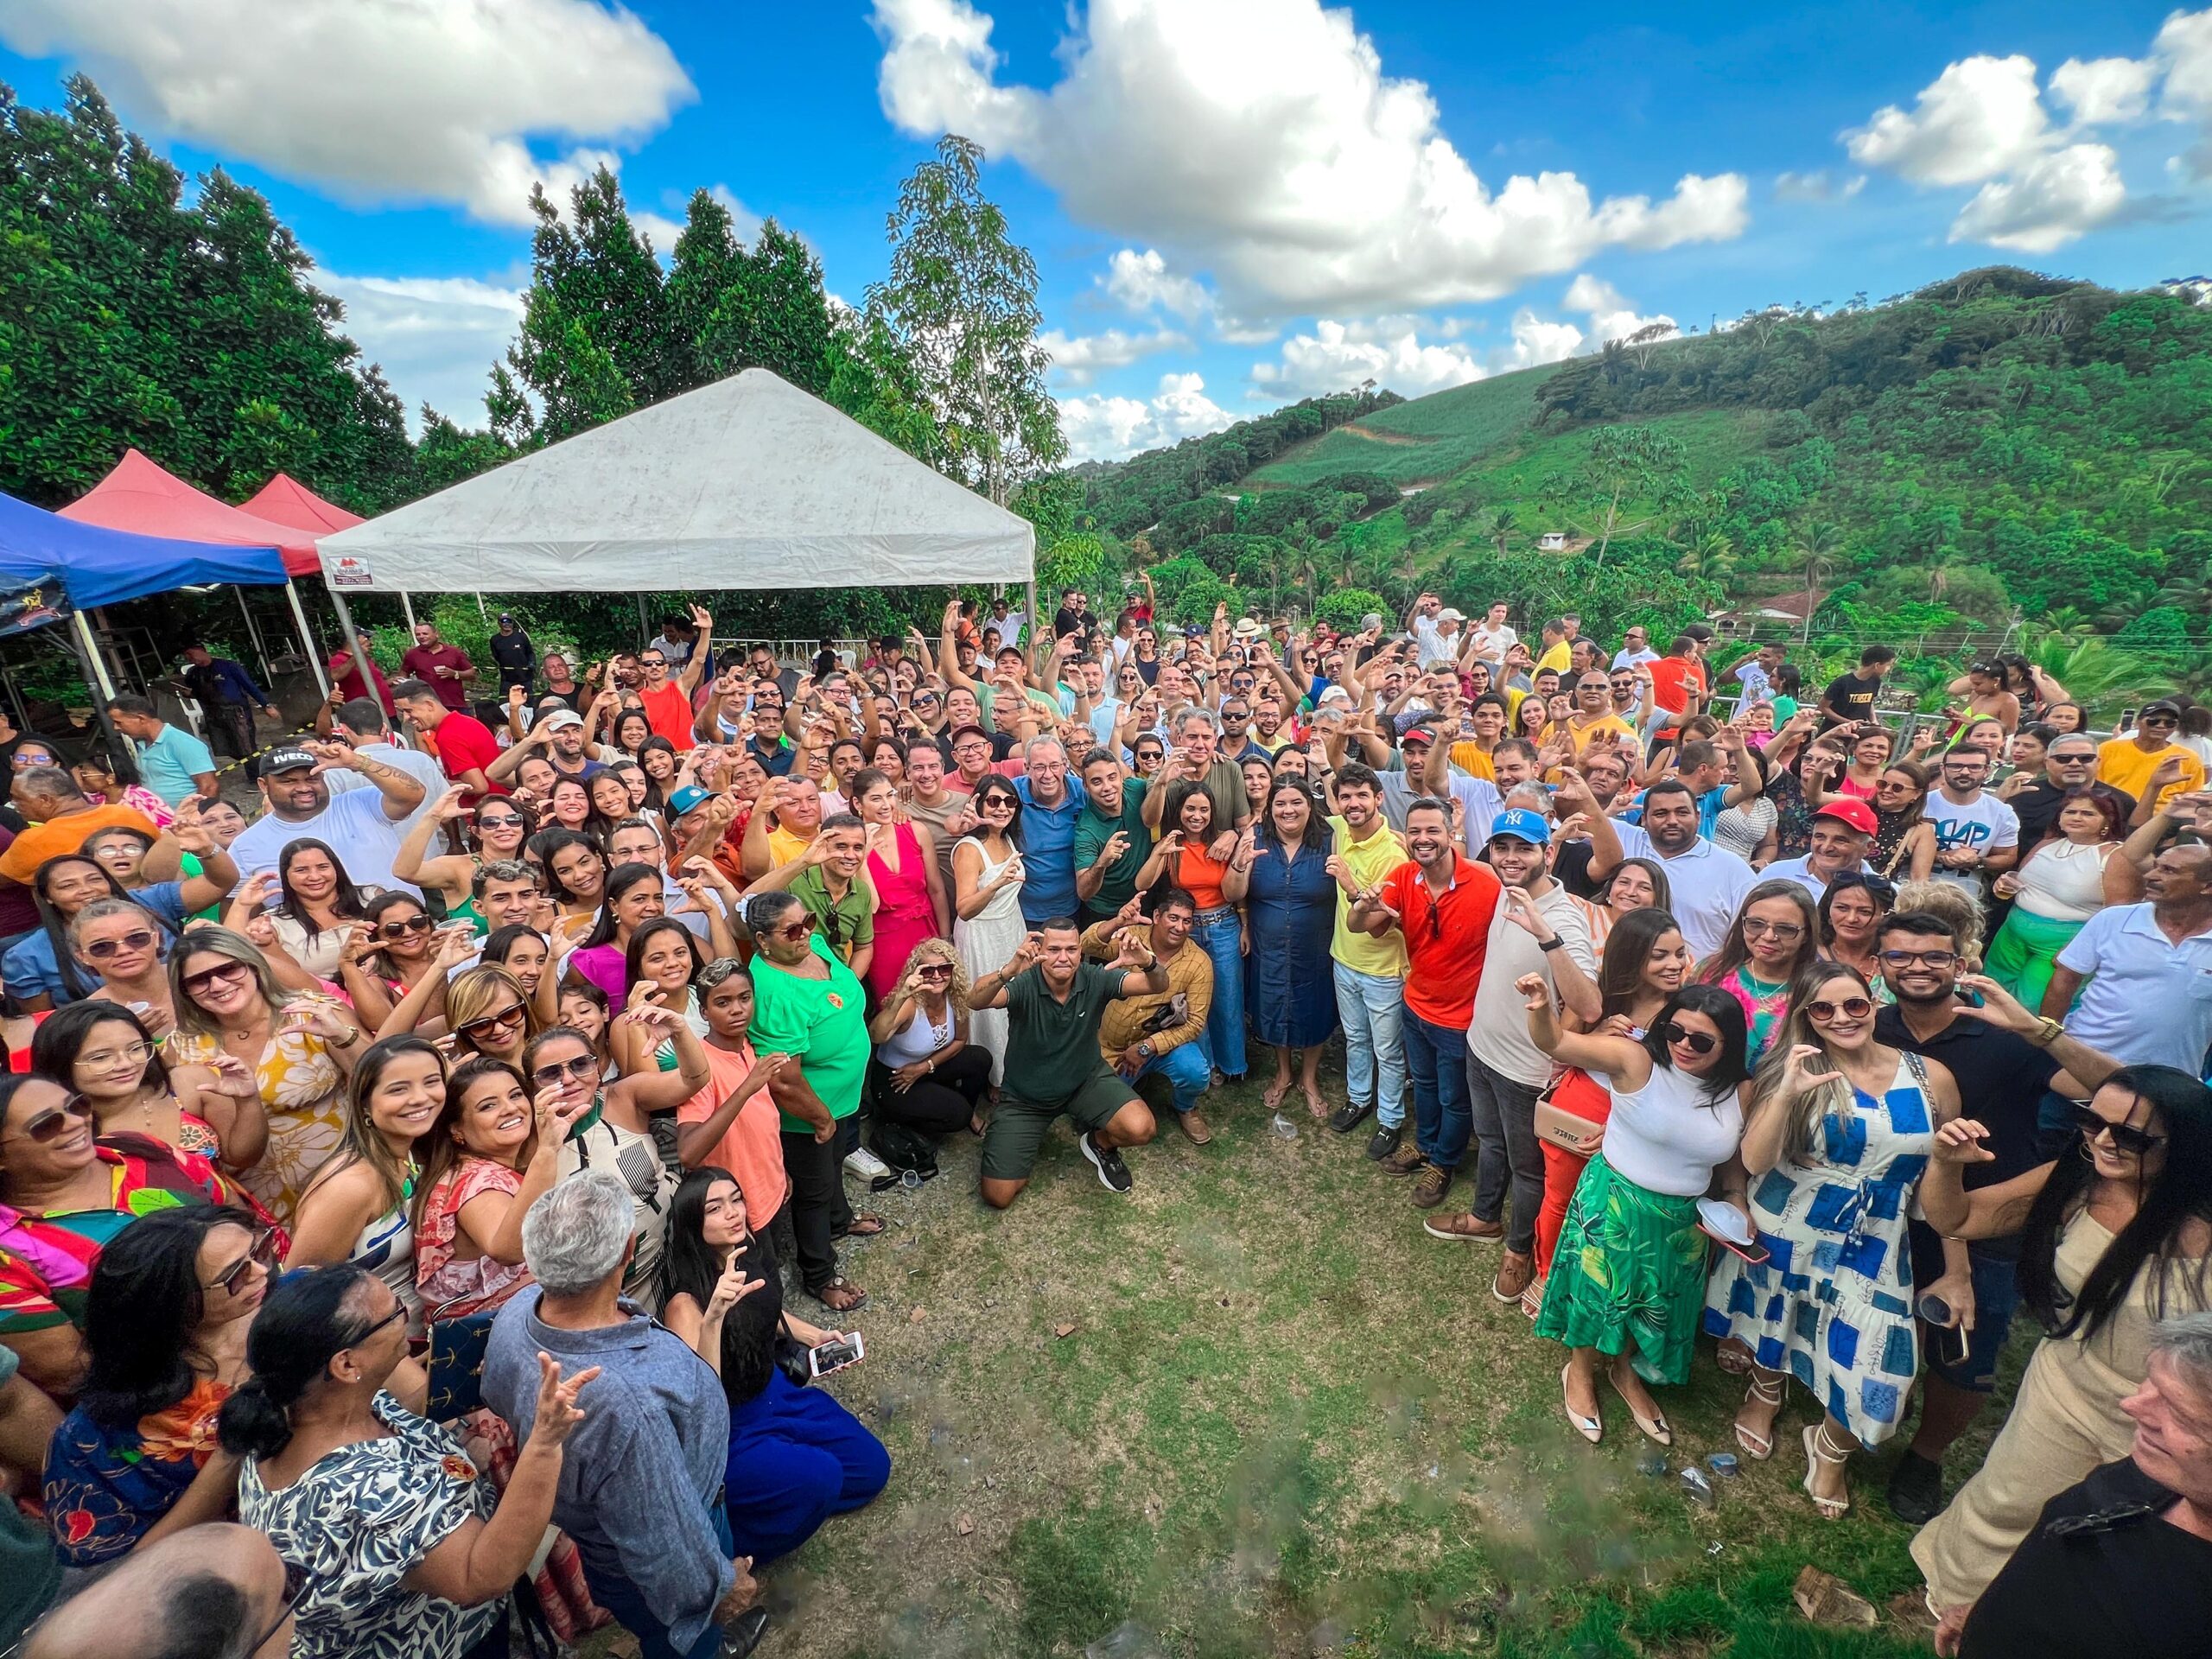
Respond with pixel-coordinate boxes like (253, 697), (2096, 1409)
(241, 473), (365, 537)
(60, 449), (332, 694)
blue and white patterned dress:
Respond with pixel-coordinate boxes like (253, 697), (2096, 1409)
(1701, 1051), (1934, 1446)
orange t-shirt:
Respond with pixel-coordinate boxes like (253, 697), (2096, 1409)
(0, 804), (159, 885)
(638, 681), (697, 752)
(677, 1042), (791, 1224)
(1173, 842), (1231, 912)
(1648, 656), (1707, 735)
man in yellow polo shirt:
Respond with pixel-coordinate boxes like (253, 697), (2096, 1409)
(1544, 672), (1638, 758)
(1534, 620), (1573, 676)
(1322, 761), (1411, 1159)
(2098, 700), (2207, 812)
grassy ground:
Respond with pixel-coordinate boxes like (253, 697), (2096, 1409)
(607, 1067), (1985, 1659)
(1249, 371), (1548, 488)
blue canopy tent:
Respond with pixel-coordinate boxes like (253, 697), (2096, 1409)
(0, 489), (288, 736)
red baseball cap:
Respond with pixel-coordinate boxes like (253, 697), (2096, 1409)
(1815, 798), (1878, 836)
(1401, 726), (1436, 747)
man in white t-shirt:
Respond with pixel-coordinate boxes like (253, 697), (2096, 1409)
(320, 697), (448, 842)
(1425, 810), (1599, 1309)
(1467, 601), (1517, 665)
(1924, 747), (2020, 897)
(1593, 779), (1757, 957)
(1611, 626), (1662, 671)
(227, 741), (428, 896)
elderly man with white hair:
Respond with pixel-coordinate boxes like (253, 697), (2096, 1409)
(482, 1171), (766, 1659)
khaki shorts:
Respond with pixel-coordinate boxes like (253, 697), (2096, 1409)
(979, 1071), (1139, 1183)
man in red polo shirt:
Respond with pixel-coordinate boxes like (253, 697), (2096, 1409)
(637, 604), (714, 752)
(398, 621), (476, 711)
(1350, 795), (1501, 1209)
(392, 679), (505, 806)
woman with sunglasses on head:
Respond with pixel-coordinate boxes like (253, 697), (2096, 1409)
(167, 927), (365, 1227)
(411, 1055), (579, 1322)
(1706, 962), (1962, 1519)
(1985, 788), (2139, 1010)
(522, 1003), (709, 1307)
(1529, 908), (1698, 1306)
(1911, 1065), (2212, 1636)
(1694, 880), (1821, 1066)
(42, 1205), (275, 1571)
(0, 1071), (264, 1398)
(1522, 973), (1751, 1446)
(951, 776), (1027, 1085)
(658, 1167), (888, 1566)
(220, 1263), (595, 1659)
(866, 938), (990, 1139)
(391, 787), (534, 934)
(1816, 871), (1895, 988)
(31, 1001), (264, 1170)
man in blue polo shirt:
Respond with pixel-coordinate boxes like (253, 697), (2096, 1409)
(105, 696), (218, 804)
(1013, 736), (1084, 926)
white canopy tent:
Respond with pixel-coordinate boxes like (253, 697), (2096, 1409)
(315, 368), (1035, 682)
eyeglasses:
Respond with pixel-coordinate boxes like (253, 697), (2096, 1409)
(207, 1226), (282, 1297)
(81, 930), (158, 960)
(1878, 948), (1957, 969)
(347, 1302), (409, 1347)
(6, 1093), (94, 1143)
(377, 915), (435, 939)
(2070, 1103), (2167, 1157)
(181, 960), (251, 995)
(1654, 1022), (1717, 1055)
(531, 1054), (601, 1086)
(457, 1003), (527, 1039)
(1742, 919), (1804, 941)
(1805, 995), (1874, 1023)
(75, 1040), (154, 1069)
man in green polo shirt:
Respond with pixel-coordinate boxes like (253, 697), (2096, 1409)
(1072, 750), (1148, 926)
(970, 917), (1168, 1206)
(745, 812), (876, 984)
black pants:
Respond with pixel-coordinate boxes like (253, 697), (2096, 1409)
(871, 1048), (991, 1135)
(780, 1126), (850, 1294)
(208, 700), (257, 761)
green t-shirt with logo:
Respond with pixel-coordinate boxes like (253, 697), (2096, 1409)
(748, 938), (871, 1129)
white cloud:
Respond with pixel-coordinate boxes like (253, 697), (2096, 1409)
(1104, 248), (1212, 321)
(1845, 54), (2050, 185)
(2050, 55), (2156, 125)
(1038, 326), (1190, 387)
(1252, 319), (1486, 398)
(1772, 169), (1867, 201)
(1948, 142), (2127, 251)
(1059, 370), (1230, 461)
(1505, 311), (1583, 369)
(1561, 273), (1677, 346)
(0, 0), (693, 226)
(871, 0), (1748, 317)
(2156, 8), (2212, 180)
(318, 272), (525, 431)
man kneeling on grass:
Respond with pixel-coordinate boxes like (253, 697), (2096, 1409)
(971, 917), (1170, 1205)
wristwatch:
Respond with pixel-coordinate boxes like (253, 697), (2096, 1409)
(1538, 937), (1565, 952)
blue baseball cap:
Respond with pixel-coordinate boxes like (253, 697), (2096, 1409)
(1488, 807), (1552, 848)
(668, 785), (713, 817)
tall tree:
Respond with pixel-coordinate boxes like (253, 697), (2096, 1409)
(866, 135), (1063, 505)
(695, 219), (839, 394)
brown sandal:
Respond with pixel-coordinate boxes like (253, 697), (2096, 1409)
(815, 1277), (868, 1313)
(837, 1213), (888, 1239)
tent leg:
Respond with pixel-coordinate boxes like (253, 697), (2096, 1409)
(69, 610), (128, 758)
(236, 587), (274, 689)
(474, 592), (489, 620)
(399, 591), (419, 632)
(325, 583), (379, 713)
(286, 580), (331, 698)
(1026, 576), (1039, 658)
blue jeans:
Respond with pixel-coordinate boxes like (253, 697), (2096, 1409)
(1191, 906), (1247, 1078)
(1136, 1041), (1211, 1113)
(582, 1500), (733, 1659)
(1332, 962), (1408, 1127)
(1402, 1009), (1472, 1170)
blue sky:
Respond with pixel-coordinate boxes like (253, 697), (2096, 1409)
(3, 0), (2206, 460)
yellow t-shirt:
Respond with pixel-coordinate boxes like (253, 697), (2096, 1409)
(1535, 640), (1573, 675)
(1543, 714), (1637, 757)
(766, 823), (816, 869)
(1328, 815), (1408, 977)
(1446, 741), (1497, 782)
(2097, 737), (2206, 811)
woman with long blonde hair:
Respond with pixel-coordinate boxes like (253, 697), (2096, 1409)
(866, 935), (990, 1138)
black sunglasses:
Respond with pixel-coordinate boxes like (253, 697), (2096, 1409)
(457, 1002), (527, 1039)
(531, 1054), (601, 1086)
(209, 1226), (282, 1297)
(377, 915), (435, 939)
(2071, 1103), (2167, 1157)
(1654, 1022), (1717, 1056)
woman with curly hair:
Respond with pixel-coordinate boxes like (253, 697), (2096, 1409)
(866, 937), (990, 1138)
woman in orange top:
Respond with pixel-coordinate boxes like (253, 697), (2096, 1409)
(1133, 780), (1246, 1077)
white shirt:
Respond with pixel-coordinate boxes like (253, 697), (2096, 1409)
(1925, 790), (2020, 895)
(1469, 623), (1517, 664)
(1760, 854), (1872, 903)
(231, 789), (421, 899)
(1466, 882), (1596, 1085)
(1602, 1061), (1745, 1198)
(1411, 613), (1459, 670)
(2056, 902), (2212, 1071)
(1611, 824), (1756, 959)
(1732, 661), (1774, 704)
(322, 741), (448, 842)
(989, 610), (1024, 649)
(1380, 769), (1502, 859)
(1612, 646), (1662, 671)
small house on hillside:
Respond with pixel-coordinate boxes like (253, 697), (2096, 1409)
(1537, 531), (1568, 551)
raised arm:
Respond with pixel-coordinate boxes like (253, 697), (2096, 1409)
(1517, 971), (1646, 1084)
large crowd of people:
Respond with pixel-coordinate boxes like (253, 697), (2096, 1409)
(2, 590), (2210, 1658)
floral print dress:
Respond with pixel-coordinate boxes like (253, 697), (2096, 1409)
(172, 1006), (348, 1227)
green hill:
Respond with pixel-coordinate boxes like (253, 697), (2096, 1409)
(1247, 367), (1548, 487)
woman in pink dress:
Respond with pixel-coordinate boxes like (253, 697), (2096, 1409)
(853, 767), (950, 1003)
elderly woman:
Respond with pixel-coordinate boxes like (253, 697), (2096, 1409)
(220, 1262), (594, 1659)
(742, 891), (872, 1316)
(867, 937), (991, 1139)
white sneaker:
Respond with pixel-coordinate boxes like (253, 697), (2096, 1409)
(844, 1146), (891, 1180)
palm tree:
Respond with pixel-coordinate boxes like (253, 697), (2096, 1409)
(1677, 530), (1735, 582)
(1792, 520), (1846, 644)
(1489, 508), (1516, 557)
(2016, 634), (2175, 715)
(2156, 570), (2212, 618)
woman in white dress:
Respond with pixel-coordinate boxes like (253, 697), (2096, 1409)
(950, 777), (1027, 1086)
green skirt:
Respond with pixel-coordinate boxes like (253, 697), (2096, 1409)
(1530, 1154), (1709, 1385)
(1985, 906), (2083, 1014)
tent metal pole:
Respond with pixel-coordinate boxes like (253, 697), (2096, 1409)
(399, 591), (418, 632)
(236, 587), (274, 688)
(286, 580), (332, 698)
(1026, 575), (1038, 660)
(324, 582), (379, 712)
(474, 592), (489, 621)
(68, 610), (129, 759)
